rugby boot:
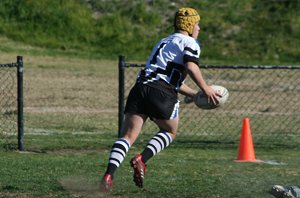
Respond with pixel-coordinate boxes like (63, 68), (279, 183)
(101, 173), (113, 191)
(130, 154), (147, 188)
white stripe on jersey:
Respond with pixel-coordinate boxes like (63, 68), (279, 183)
(138, 33), (200, 90)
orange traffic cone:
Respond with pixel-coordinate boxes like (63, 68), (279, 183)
(235, 117), (263, 162)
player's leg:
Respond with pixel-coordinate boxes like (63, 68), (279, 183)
(130, 117), (178, 188)
(121, 113), (148, 145)
(101, 113), (147, 191)
(141, 95), (179, 164)
(131, 93), (179, 188)
(101, 81), (149, 191)
(141, 117), (178, 162)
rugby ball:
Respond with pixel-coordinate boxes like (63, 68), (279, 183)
(194, 85), (229, 109)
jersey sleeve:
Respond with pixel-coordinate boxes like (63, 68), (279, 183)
(183, 39), (201, 66)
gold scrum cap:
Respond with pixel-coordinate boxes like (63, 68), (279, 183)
(174, 7), (200, 35)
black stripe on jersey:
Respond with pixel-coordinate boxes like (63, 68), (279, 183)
(158, 62), (186, 87)
(150, 42), (167, 64)
(184, 47), (198, 55)
(138, 69), (157, 81)
(138, 62), (186, 88)
(183, 54), (199, 66)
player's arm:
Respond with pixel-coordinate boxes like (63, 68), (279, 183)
(178, 82), (198, 104)
(178, 82), (197, 97)
(185, 61), (220, 104)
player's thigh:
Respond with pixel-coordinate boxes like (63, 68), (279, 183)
(154, 117), (179, 135)
(121, 113), (148, 145)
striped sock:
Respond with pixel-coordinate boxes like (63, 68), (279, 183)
(141, 131), (173, 163)
(105, 138), (130, 176)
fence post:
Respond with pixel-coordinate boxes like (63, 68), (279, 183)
(118, 55), (125, 138)
(17, 56), (24, 151)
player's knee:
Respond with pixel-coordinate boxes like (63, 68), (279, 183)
(168, 131), (177, 140)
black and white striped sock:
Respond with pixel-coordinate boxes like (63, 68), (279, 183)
(105, 138), (130, 176)
(141, 131), (173, 163)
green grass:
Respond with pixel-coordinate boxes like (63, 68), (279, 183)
(1, 143), (299, 197)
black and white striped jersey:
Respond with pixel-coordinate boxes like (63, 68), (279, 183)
(137, 33), (201, 91)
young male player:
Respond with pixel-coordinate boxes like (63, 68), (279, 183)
(101, 7), (221, 190)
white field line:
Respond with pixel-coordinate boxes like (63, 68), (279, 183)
(25, 107), (117, 114)
(24, 128), (108, 135)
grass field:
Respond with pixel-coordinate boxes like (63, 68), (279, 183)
(1, 142), (300, 198)
(1, 37), (300, 197)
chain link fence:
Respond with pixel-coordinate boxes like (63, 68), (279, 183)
(6, 55), (299, 150)
(0, 57), (24, 150)
(23, 57), (118, 144)
(119, 56), (300, 148)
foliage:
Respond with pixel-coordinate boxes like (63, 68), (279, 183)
(0, 0), (94, 49)
(0, 0), (299, 62)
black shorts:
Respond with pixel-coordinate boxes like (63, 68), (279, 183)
(124, 83), (179, 120)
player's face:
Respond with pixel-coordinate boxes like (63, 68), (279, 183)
(191, 22), (200, 39)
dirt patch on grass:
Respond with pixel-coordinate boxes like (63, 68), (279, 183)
(0, 192), (30, 198)
(60, 177), (129, 198)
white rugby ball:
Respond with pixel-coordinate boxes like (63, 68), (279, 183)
(194, 85), (229, 109)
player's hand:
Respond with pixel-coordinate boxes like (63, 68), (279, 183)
(184, 96), (194, 104)
(203, 86), (222, 105)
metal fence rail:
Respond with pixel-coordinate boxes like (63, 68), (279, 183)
(0, 56), (24, 150)
(119, 55), (300, 147)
